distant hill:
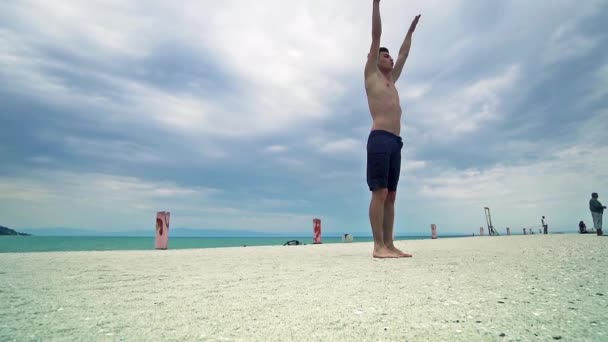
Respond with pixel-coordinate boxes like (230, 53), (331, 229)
(0, 225), (31, 236)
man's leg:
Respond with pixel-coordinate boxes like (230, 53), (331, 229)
(369, 188), (397, 258)
(593, 212), (603, 236)
(383, 138), (412, 257)
(382, 191), (412, 257)
(383, 191), (396, 244)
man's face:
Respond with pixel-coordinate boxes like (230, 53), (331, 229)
(378, 52), (394, 70)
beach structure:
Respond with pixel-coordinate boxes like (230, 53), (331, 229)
(155, 211), (170, 250)
(484, 207), (500, 236)
(313, 218), (322, 244)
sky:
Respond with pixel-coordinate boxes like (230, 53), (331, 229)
(1, 0), (607, 236)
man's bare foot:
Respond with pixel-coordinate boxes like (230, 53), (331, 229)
(387, 245), (412, 258)
(373, 247), (401, 258)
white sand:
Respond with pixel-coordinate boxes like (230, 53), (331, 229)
(1, 234), (607, 341)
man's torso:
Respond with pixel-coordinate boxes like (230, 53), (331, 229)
(590, 199), (604, 213)
(365, 72), (402, 136)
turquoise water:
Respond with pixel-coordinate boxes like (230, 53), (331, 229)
(0, 235), (440, 253)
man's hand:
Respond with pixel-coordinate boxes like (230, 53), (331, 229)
(408, 15), (421, 34)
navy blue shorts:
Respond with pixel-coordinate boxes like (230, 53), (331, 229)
(366, 130), (403, 192)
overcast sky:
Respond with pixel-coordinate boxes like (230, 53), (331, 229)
(1, 0), (607, 236)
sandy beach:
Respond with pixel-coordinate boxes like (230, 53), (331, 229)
(1, 234), (607, 341)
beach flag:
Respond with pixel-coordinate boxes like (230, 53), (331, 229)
(155, 211), (170, 250)
(313, 218), (322, 244)
(431, 224), (437, 239)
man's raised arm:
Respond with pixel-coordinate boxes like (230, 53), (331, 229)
(392, 14), (420, 83)
(365, 0), (382, 79)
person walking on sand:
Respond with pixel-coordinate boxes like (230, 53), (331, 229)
(541, 216), (548, 234)
(364, 0), (420, 258)
(590, 192), (606, 236)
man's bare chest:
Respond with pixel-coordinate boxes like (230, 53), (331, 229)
(367, 80), (399, 100)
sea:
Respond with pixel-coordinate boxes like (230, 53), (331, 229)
(0, 235), (459, 253)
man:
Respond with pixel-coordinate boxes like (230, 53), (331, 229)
(541, 216), (548, 234)
(364, 0), (420, 258)
(589, 192), (606, 236)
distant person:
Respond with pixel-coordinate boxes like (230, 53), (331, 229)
(579, 221), (587, 234)
(541, 216), (548, 234)
(589, 192), (606, 236)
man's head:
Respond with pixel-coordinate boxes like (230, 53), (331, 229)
(592, 192), (599, 199)
(378, 47), (394, 71)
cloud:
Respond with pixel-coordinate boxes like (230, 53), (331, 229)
(541, 21), (601, 66)
(265, 145), (288, 154)
(407, 64), (520, 141)
(403, 160), (427, 172)
(392, 142), (608, 233)
(60, 136), (165, 164)
(319, 138), (362, 155)
(578, 64), (608, 109)
(401, 83), (432, 101)
(0, 170), (317, 232)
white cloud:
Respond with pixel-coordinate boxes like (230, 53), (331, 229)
(1, 1), (158, 60)
(542, 21), (601, 66)
(403, 160), (428, 172)
(319, 138), (361, 155)
(0, 171), (218, 203)
(578, 64), (608, 109)
(410, 65), (520, 140)
(265, 145), (288, 154)
(61, 136), (165, 164)
(0, 171), (317, 232)
(401, 83), (432, 101)
(0, 0), (494, 141)
(412, 144), (608, 221)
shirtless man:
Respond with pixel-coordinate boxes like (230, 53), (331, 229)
(365, 0), (420, 258)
